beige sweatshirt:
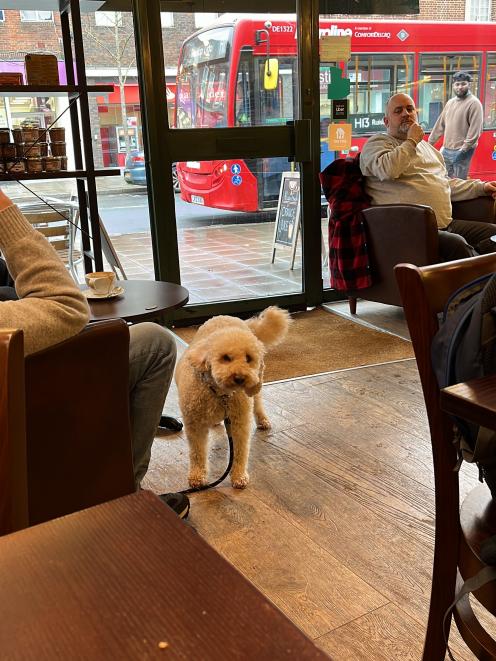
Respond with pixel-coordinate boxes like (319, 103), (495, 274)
(360, 133), (486, 229)
(0, 203), (89, 355)
(428, 93), (483, 151)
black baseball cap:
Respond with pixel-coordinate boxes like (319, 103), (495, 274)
(453, 71), (472, 82)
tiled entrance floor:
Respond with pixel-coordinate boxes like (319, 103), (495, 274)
(107, 221), (330, 304)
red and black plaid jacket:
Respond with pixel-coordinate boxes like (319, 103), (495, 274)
(319, 154), (373, 291)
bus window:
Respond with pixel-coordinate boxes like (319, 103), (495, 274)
(484, 53), (496, 129)
(418, 53), (481, 129)
(235, 61), (252, 126)
(175, 25), (232, 129)
(256, 57), (296, 125)
(341, 54), (414, 134)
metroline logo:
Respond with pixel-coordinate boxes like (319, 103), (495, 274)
(319, 25), (353, 37)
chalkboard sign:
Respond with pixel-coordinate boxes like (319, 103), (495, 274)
(271, 172), (301, 269)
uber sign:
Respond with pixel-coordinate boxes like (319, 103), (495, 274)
(332, 99), (349, 120)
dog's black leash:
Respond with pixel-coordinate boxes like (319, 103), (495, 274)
(179, 418), (234, 494)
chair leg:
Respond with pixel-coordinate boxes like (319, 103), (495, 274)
(422, 480), (460, 660)
(348, 297), (357, 314)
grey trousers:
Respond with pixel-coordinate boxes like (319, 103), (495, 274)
(448, 218), (496, 255)
(128, 322), (177, 487)
(438, 217), (496, 261)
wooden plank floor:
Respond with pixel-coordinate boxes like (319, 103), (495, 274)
(144, 310), (488, 660)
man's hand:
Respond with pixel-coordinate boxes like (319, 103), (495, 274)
(0, 189), (13, 212)
(483, 181), (496, 199)
(407, 123), (424, 145)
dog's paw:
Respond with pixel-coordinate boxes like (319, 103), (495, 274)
(188, 468), (207, 488)
(231, 471), (250, 489)
(256, 416), (271, 430)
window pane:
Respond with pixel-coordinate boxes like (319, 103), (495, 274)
(160, 12), (174, 28)
(20, 11), (53, 22)
(485, 53), (496, 129)
(194, 13), (218, 28)
(166, 13), (303, 305)
(341, 54), (414, 134)
(466, 0), (491, 21)
(418, 53), (481, 129)
(95, 12), (122, 27)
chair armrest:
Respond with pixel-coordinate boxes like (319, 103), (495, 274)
(452, 197), (496, 223)
(349, 204), (439, 306)
(362, 204), (439, 265)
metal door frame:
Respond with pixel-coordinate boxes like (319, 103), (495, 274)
(132, 0), (341, 322)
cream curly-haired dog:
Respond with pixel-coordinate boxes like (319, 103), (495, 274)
(175, 306), (290, 489)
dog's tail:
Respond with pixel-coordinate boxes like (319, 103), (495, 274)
(246, 306), (291, 347)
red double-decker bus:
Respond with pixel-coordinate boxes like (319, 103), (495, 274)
(175, 15), (496, 212)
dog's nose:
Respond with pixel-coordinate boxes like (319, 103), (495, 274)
(233, 375), (245, 385)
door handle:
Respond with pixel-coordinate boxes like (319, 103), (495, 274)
(293, 119), (311, 163)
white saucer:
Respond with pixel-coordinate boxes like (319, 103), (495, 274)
(83, 286), (124, 300)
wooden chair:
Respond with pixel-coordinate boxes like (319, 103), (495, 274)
(347, 197), (496, 315)
(0, 329), (28, 536)
(1, 319), (135, 530)
(21, 202), (83, 281)
(395, 254), (496, 659)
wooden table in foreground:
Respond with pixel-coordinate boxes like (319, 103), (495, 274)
(84, 279), (189, 323)
(440, 373), (496, 428)
(0, 490), (327, 660)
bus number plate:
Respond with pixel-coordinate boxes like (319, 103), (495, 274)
(191, 195), (204, 205)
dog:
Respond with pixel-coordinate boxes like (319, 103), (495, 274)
(175, 306), (291, 489)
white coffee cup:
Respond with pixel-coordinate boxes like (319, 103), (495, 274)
(85, 271), (116, 295)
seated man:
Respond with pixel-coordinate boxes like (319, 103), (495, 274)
(360, 93), (496, 262)
(0, 188), (189, 518)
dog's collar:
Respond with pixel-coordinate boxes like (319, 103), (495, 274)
(197, 368), (234, 405)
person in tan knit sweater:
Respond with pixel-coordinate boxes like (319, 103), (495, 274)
(0, 188), (189, 518)
(428, 71), (483, 180)
(0, 188), (89, 354)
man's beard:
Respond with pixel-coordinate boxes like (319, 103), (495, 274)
(398, 122), (411, 134)
(455, 88), (469, 98)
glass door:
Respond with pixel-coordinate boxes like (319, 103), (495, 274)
(131, 0), (323, 318)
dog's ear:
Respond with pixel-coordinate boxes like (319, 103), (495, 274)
(187, 340), (210, 372)
(245, 356), (264, 397)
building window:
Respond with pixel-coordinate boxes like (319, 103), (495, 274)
(20, 11), (54, 22)
(465, 0), (492, 20)
(160, 12), (174, 28)
(95, 11), (123, 27)
(194, 13), (219, 28)
(0, 10), (4, 22)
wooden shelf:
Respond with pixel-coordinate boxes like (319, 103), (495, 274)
(0, 85), (114, 97)
(0, 168), (121, 181)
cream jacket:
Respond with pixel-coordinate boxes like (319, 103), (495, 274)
(360, 133), (486, 228)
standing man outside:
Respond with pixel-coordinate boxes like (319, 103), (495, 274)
(360, 93), (496, 261)
(428, 71), (483, 179)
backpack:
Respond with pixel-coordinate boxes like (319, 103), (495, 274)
(431, 271), (496, 465)
(431, 271), (496, 659)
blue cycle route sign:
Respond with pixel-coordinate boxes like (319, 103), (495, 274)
(232, 174), (242, 186)
(231, 163), (241, 174)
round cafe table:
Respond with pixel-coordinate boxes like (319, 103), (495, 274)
(82, 279), (189, 324)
